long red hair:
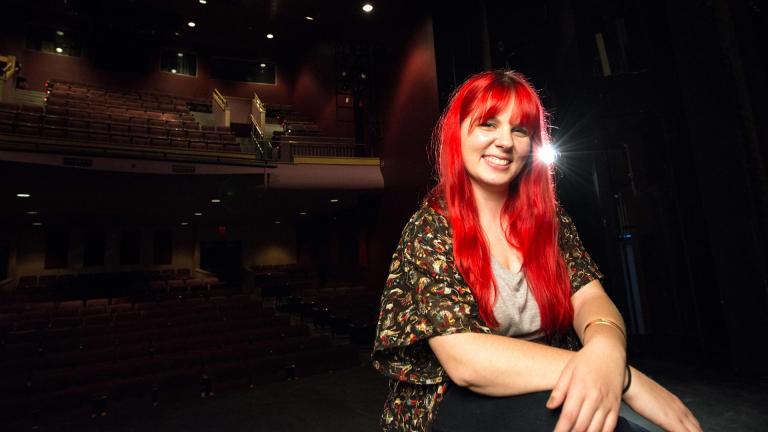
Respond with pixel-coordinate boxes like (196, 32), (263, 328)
(429, 70), (572, 333)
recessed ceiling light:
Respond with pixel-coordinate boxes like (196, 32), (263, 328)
(55, 47), (63, 53)
(171, 69), (177, 74)
(274, 220), (281, 224)
(56, 30), (64, 36)
(181, 222), (189, 226)
(17, 193), (30, 198)
(260, 63), (266, 68)
(188, 22), (196, 28)
(32, 222), (43, 226)
(329, 198), (339, 203)
(362, 3), (374, 13)
(266, 33), (274, 39)
(199, 0), (207, 4)
(194, 212), (202, 216)
(305, 16), (314, 21)
(360, 73), (367, 79)
(26, 211), (38, 215)
(299, 212), (307, 216)
(211, 198), (221, 203)
(174, 31), (180, 36)
(177, 52), (184, 57)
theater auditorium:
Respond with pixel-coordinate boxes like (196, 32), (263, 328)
(1, 0), (766, 430)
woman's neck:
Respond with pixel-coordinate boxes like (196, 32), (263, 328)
(471, 183), (508, 227)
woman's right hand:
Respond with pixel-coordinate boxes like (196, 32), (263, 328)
(622, 367), (702, 432)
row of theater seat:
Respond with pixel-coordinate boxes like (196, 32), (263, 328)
(0, 111), (234, 142)
(0, 292), (360, 420)
(47, 90), (190, 114)
(0, 114), (240, 152)
(47, 80), (208, 111)
(45, 101), (196, 125)
(2, 102), (199, 130)
(46, 97), (196, 122)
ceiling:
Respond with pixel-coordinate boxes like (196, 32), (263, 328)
(3, 0), (422, 56)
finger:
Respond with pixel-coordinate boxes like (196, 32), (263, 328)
(584, 407), (607, 432)
(554, 388), (585, 432)
(601, 409), (618, 432)
(573, 394), (601, 432)
(548, 363), (574, 409)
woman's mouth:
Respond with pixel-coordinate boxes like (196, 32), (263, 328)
(482, 155), (511, 168)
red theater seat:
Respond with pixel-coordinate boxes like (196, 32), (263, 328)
(170, 138), (188, 148)
(150, 138), (170, 147)
(111, 134), (130, 145)
(42, 126), (67, 139)
(110, 123), (129, 134)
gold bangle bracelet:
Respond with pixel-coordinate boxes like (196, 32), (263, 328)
(583, 318), (626, 341)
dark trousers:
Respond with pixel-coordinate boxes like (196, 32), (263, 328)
(432, 386), (649, 432)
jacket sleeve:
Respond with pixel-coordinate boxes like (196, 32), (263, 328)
(372, 208), (492, 385)
(556, 205), (604, 294)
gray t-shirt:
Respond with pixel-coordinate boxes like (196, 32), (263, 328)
(491, 256), (542, 339)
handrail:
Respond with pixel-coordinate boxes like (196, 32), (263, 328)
(250, 113), (264, 140)
(251, 92), (266, 131)
(212, 88), (227, 110)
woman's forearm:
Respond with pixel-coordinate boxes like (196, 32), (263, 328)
(572, 280), (626, 351)
(429, 332), (574, 396)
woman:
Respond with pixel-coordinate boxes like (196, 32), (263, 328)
(372, 70), (700, 432)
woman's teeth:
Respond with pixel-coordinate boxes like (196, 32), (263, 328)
(483, 156), (511, 165)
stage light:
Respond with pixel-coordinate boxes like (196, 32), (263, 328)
(537, 143), (558, 165)
(17, 193), (30, 198)
(171, 69), (177, 74)
(266, 33), (274, 39)
(177, 52), (184, 57)
(362, 3), (374, 13)
(330, 199), (339, 203)
(194, 212), (202, 216)
(188, 22), (196, 28)
(199, 0), (207, 4)
(305, 16), (314, 21)
(211, 198), (221, 203)
(181, 222), (189, 226)
(299, 212), (307, 216)
(55, 47), (63, 53)
(260, 63), (266, 68)
(32, 222), (43, 226)
(274, 220), (281, 224)
(27, 211), (38, 215)
(56, 30), (64, 36)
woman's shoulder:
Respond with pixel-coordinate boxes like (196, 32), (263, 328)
(400, 195), (451, 243)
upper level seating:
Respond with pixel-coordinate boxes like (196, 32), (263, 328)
(264, 104), (360, 157)
(0, 80), (240, 153)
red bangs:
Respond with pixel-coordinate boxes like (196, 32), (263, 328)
(458, 75), (543, 141)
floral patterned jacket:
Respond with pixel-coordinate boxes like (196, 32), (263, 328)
(371, 199), (604, 431)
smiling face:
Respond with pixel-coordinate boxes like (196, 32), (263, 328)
(460, 100), (532, 196)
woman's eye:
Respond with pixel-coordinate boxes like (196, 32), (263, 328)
(511, 126), (529, 136)
(479, 121), (496, 128)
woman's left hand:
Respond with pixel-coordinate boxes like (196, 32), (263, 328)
(546, 337), (626, 432)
